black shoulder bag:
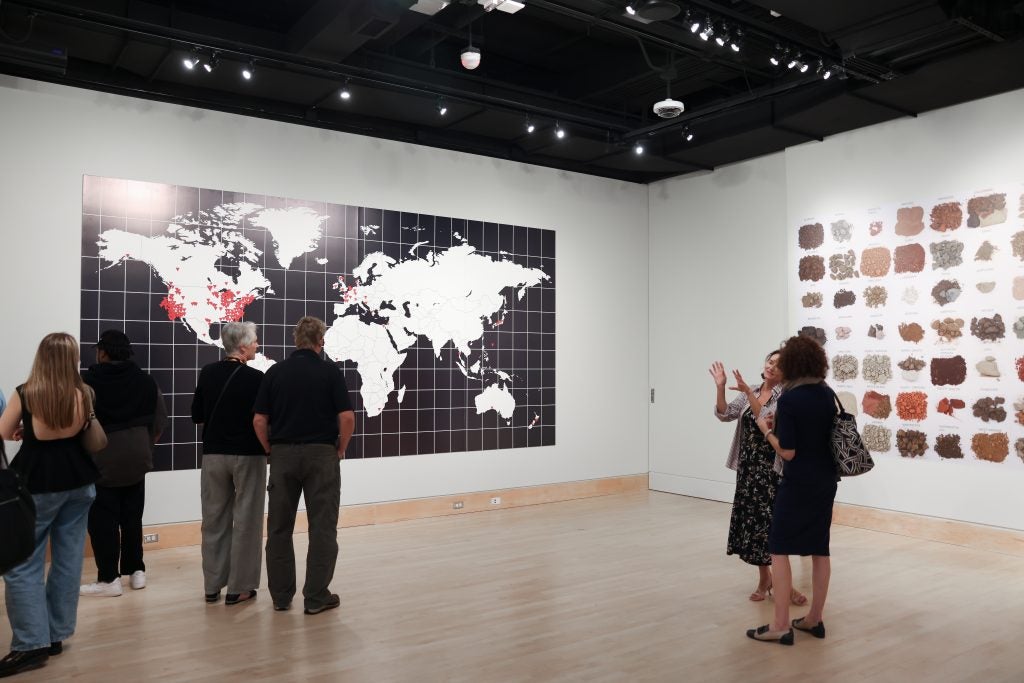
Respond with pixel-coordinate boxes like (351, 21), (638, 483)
(0, 445), (37, 575)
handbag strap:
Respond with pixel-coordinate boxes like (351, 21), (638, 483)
(205, 364), (243, 433)
(825, 385), (848, 417)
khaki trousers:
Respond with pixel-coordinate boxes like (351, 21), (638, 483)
(200, 454), (268, 595)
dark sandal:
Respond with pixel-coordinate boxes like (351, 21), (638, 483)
(746, 625), (794, 645)
(225, 590), (257, 605)
(205, 591), (221, 603)
(792, 617), (826, 639)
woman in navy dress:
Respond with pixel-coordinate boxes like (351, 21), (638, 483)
(747, 335), (837, 645)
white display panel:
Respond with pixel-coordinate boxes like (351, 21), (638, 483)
(792, 184), (1024, 469)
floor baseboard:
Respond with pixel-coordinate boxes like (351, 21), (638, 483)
(113, 474), (649, 555)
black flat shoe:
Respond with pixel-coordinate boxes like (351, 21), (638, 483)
(0, 649), (50, 677)
(746, 625), (794, 645)
(273, 602), (291, 611)
(792, 617), (826, 639)
(205, 591), (221, 603)
(304, 593), (340, 615)
(226, 590), (257, 605)
(48, 642), (62, 656)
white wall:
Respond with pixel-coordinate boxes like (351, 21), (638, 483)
(648, 153), (790, 502)
(651, 87), (1024, 532)
(0, 76), (650, 525)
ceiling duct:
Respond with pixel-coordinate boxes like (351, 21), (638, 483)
(635, 1), (681, 22)
(0, 42), (67, 75)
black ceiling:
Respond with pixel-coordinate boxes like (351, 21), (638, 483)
(1, 0), (1023, 183)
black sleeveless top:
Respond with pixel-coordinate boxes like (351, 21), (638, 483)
(11, 386), (100, 494)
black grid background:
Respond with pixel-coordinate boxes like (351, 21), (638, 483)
(80, 176), (556, 471)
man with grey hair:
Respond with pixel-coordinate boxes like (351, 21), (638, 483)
(191, 321), (267, 605)
(253, 316), (355, 615)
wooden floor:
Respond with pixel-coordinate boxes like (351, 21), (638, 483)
(2, 491), (1022, 682)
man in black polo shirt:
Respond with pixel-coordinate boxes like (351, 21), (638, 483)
(253, 317), (355, 614)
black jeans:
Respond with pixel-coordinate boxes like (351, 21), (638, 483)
(265, 444), (340, 611)
(88, 481), (146, 583)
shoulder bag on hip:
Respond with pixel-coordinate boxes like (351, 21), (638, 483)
(828, 387), (874, 477)
(80, 386), (108, 455)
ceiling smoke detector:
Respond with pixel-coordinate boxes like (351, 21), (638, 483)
(652, 97), (684, 118)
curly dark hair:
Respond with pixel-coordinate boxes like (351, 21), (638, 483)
(777, 335), (828, 381)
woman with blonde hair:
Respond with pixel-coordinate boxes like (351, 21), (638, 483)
(0, 333), (100, 677)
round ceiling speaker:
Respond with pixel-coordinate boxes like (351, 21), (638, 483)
(637, 0), (681, 22)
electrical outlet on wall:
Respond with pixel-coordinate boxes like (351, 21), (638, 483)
(452, 501), (464, 509)
(490, 497), (501, 505)
(143, 534), (159, 544)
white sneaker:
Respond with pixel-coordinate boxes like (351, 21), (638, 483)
(80, 577), (123, 597)
(130, 571), (146, 590)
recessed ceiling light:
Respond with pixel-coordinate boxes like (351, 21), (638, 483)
(634, 141), (644, 155)
(241, 60), (254, 81)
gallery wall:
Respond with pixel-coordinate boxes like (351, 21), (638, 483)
(647, 153), (790, 502)
(0, 76), (650, 525)
(651, 86), (1024, 532)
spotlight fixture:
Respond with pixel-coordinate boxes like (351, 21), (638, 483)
(698, 16), (713, 41)
(554, 122), (566, 139)
(690, 19), (701, 33)
(730, 30), (742, 52)
(634, 141), (644, 155)
(817, 60), (832, 80)
(241, 60), (254, 81)
(525, 117), (535, 134)
(799, 61), (809, 73)
(625, 3), (636, 15)
(202, 52), (219, 73)
(437, 97), (448, 116)
(683, 127), (694, 142)
(769, 46), (783, 66)
(715, 27), (727, 47)
(339, 79), (352, 100)
(182, 48), (200, 70)
(787, 54), (799, 69)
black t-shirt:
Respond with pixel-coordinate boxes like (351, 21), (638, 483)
(774, 382), (839, 484)
(191, 360), (266, 456)
(253, 349), (353, 445)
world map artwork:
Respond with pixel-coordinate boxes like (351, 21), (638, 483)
(80, 176), (556, 471)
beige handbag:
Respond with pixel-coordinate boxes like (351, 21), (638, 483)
(80, 387), (108, 454)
